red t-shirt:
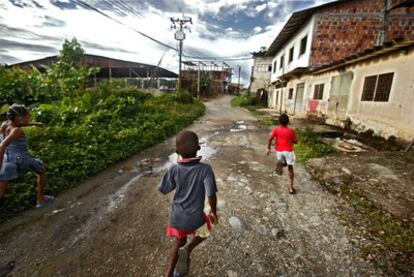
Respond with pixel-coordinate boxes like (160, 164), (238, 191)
(269, 126), (298, 152)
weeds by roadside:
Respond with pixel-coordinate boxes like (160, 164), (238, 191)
(320, 180), (414, 275)
(295, 127), (335, 162)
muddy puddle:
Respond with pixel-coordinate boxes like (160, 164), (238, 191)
(230, 121), (247, 132)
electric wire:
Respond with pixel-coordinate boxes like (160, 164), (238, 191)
(72, 0), (177, 51)
(72, 0), (253, 63)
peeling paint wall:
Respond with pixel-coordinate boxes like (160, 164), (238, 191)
(346, 49), (414, 141)
(250, 56), (272, 97)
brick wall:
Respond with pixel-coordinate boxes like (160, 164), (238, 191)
(309, 0), (414, 67)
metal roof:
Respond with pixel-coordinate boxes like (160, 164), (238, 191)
(266, 0), (354, 57)
(9, 54), (178, 78)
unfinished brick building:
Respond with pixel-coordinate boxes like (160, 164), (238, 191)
(263, 0), (414, 141)
(267, 0), (414, 71)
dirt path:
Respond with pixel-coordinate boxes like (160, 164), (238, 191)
(0, 96), (381, 276)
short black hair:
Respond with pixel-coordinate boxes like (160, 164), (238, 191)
(279, 113), (289, 126)
(176, 131), (200, 158)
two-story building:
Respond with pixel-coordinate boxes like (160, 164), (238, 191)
(263, 0), (414, 141)
(248, 49), (273, 102)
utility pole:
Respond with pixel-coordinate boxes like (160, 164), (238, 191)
(170, 16), (192, 92)
(237, 65), (241, 95)
(197, 61), (201, 98)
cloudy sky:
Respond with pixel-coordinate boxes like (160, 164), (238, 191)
(0, 0), (334, 84)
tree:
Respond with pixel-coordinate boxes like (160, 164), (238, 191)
(200, 71), (212, 96)
(59, 37), (85, 66)
(48, 38), (98, 94)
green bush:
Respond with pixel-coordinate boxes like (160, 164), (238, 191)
(295, 127), (334, 162)
(0, 84), (204, 220)
(230, 95), (257, 107)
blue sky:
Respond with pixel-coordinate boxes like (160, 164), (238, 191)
(0, 0), (334, 84)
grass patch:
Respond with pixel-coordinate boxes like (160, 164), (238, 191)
(295, 127), (335, 162)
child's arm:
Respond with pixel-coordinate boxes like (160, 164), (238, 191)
(208, 195), (218, 224)
(158, 167), (176, 194)
(0, 128), (23, 169)
(27, 122), (47, 128)
(267, 129), (276, 156)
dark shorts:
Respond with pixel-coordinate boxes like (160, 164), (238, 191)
(0, 155), (44, 181)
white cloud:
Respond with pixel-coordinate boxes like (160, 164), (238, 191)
(253, 26), (262, 33)
(255, 3), (267, 13)
(0, 0), (316, 85)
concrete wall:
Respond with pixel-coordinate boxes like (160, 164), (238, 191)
(310, 0), (414, 67)
(303, 72), (332, 116)
(346, 49), (414, 141)
(250, 56), (272, 96)
(270, 17), (315, 82)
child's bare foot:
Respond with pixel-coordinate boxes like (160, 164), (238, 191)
(36, 195), (54, 208)
(176, 247), (190, 275)
(289, 188), (296, 194)
(275, 160), (283, 175)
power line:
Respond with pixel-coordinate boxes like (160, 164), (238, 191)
(72, 0), (253, 63)
(72, 0), (177, 51)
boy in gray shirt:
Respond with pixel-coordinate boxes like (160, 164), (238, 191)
(159, 131), (218, 277)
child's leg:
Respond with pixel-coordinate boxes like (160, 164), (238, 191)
(36, 167), (46, 204)
(166, 237), (187, 277)
(288, 165), (294, 192)
(186, 236), (206, 254)
(0, 181), (8, 198)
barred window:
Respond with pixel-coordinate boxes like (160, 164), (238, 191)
(273, 61), (277, 73)
(300, 35), (308, 56)
(289, 47), (294, 63)
(361, 75), (377, 101)
(361, 73), (393, 102)
(313, 83), (324, 100)
(288, 88), (294, 99)
(280, 55), (284, 69)
(374, 73), (393, 102)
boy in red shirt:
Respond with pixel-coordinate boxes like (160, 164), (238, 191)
(267, 114), (298, 194)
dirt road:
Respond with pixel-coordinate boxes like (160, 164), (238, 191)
(0, 96), (381, 276)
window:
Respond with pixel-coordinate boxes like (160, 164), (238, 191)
(273, 61), (277, 73)
(256, 64), (269, 72)
(288, 88), (294, 99)
(289, 47), (294, 63)
(361, 73), (394, 102)
(268, 65), (272, 72)
(361, 76), (377, 101)
(313, 83), (324, 99)
(300, 35), (308, 56)
(279, 55), (284, 69)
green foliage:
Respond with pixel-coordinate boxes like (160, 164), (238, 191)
(47, 38), (99, 95)
(0, 66), (60, 105)
(58, 37), (84, 66)
(295, 127), (334, 162)
(0, 37), (98, 106)
(230, 95), (257, 107)
(175, 90), (194, 104)
(200, 71), (212, 89)
(0, 78), (204, 221)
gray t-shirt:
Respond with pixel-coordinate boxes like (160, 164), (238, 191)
(158, 158), (217, 232)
